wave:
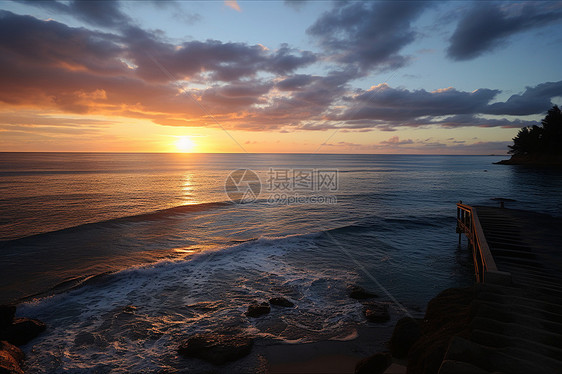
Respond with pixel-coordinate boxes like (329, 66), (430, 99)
(15, 271), (114, 305)
(0, 200), (234, 243)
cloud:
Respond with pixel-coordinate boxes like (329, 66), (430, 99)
(307, 1), (430, 71)
(317, 138), (510, 155)
(380, 136), (414, 146)
(447, 2), (562, 60)
(225, 1), (241, 12)
(321, 141), (362, 148)
(15, 0), (131, 28)
(121, 27), (316, 83)
(431, 114), (537, 129)
(276, 74), (318, 91)
(335, 84), (500, 123)
(484, 81), (562, 115)
(0, 11), (317, 124)
(0, 9), (557, 135)
(284, 1), (308, 11)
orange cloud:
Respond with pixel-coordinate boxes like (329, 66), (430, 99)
(225, 1), (241, 12)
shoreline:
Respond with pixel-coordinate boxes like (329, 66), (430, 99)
(263, 324), (396, 374)
(495, 154), (562, 166)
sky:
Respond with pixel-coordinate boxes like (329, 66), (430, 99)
(0, 0), (561, 154)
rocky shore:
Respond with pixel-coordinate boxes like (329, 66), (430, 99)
(0, 305), (46, 374)
(10, 283), (544, 373)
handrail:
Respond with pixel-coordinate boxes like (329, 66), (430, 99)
(456, 202), (497, 283)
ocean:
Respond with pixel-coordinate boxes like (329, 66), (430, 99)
(1, 152), (561, 373)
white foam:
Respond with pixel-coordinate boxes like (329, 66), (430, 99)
(19, 233), (366, 372)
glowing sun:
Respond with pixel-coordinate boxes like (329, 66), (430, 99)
(175, 136), (196, 153)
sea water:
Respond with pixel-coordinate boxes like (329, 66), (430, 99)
(1, 153), (561, 373)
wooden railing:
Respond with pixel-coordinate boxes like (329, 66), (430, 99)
(456, 202), (497, 283)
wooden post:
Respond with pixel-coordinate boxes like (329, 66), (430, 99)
(457, 204), (461, 246)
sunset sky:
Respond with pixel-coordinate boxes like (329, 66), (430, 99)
(1, 0), (561, 154)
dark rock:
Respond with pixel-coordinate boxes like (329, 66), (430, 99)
(390, 317), (421, 358)
(178, 333), (253, 365)
(363, 303), (390, 323)
(407, 287), (474, 374)
(0, 318), (46, 346)
(268, 297), (294, 307)
(0, 341), (24, 374)
(0, 306), (15, 330)
(246, 302), (270, 317)
(0, 342), (23, 364)
(355, 352), (392, 374)
(0, 350), (23, 374)
(348, 285), (378, 300)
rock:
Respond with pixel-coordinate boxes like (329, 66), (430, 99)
(177, 333), (253, 365)
(0, 350), (23, 374)
(407, 287), (474, 374)
(348, 285), (378, 300)
(246, 302), (270, 317)
(0, 341), (24, 374)
(0, 318), (46, 346)
(390, 317), (421, 358)
(0, 306), (15, 330)
(363, 303), (390, 323)
(268, 297), (294, 307)
(355, 352), (392, 374)
(0, 342), (23, 364)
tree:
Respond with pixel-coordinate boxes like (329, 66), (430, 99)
(508, 105), (562, 156)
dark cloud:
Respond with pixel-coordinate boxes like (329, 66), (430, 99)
(0, 11), (125, 75)
(121, 28), (316, 83)
(484, 81), (562, 116)
(244, 69), (357, 130)
(276, 74), (318, 91)
(336, 84), (500, 122)
(447, 2), (562, 60)
(307, 1), (429, 71)
(426, 114), (537, 129)
(15, 0), (131, 28)
(199, 81), (274, 110)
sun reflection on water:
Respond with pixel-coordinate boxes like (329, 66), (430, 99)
(181, 173), (196, 204)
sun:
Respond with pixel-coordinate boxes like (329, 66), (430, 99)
(175, 136), (196, 153)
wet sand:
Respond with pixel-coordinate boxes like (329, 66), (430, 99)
(262, 325), (396, 373)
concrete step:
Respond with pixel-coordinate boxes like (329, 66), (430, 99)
(471, 328), (562, 362)
(470, 302), (562, 335)
(444, 336), (562, 374)
(470, 317), (562, 349)
(476, 292), (562, 315)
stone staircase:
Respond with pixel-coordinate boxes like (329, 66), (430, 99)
(439, 207), (562, 374)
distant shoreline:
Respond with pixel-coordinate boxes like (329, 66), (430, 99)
(495, 154), (562, 166)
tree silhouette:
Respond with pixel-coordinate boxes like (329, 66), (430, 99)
(508, 105), (562, 156)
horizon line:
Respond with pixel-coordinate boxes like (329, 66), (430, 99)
(0, 151), (508, 156)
